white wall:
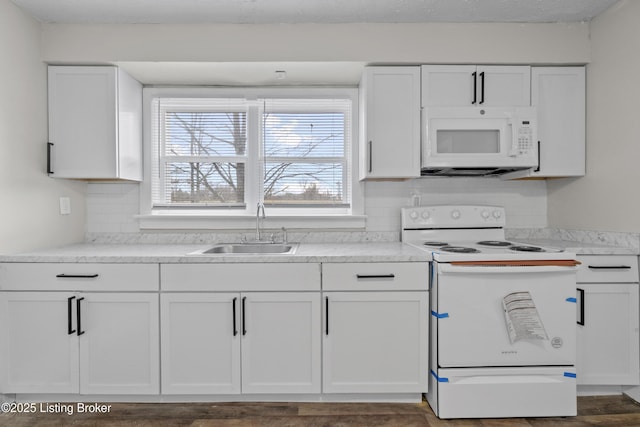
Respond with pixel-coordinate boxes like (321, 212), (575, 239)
(41, 22), (589, 65)
(548, 0), (640, 232)
(0, 0), (86, 254)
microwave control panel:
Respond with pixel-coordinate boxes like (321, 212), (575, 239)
(515, 120), (534, 155)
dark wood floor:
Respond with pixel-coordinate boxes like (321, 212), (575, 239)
(2, 395), (640, 426)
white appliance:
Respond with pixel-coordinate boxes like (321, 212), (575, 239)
(402, 205), (579, 419)
(421, 107), (538, 176)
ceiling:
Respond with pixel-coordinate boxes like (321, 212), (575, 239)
(12, 0), (620, 24)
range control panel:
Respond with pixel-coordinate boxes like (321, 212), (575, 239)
(401, 205), (506, 229)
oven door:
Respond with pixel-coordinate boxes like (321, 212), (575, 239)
(434, 263), (577, 368)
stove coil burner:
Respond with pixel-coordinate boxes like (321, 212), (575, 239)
(440, 246), (480, 254)
(423, 241), (449, 247)
(477, 240), (513, 247)
(509, 245), (545, 253)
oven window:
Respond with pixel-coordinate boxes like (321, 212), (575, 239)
(436, 130), (500, 154)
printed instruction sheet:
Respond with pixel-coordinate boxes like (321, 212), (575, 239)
(503, 291), (549, 344)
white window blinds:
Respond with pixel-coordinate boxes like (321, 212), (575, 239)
(262, 99), (351, 207)
(149, 96), (352, 212)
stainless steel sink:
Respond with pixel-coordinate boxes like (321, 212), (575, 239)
(189, 243), (298, 255)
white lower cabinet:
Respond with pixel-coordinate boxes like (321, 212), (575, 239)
(576, 255), (640, 386)
(321, 262), (429, 394)
(0, 292), (159, 394)
(160, 292), (321, 395)
(576, 283), (640, 385)
(322, 291), (429, 393)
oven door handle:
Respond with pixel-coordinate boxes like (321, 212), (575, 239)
(438, 264), (579, 275)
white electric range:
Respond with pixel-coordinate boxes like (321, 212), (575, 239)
(402, 205), (579, 419)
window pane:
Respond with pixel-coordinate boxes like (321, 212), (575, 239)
(164, 162), (245, 205)
(264, 113), (345, 158)
(264, 162), (345, 205)
(165, 112), (247, 156)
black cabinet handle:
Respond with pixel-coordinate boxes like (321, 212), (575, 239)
(534, 141), (541, 173)
(356, 274), (395, 279)
(588, 265), (631, 270)
(76, 297), (85, 336)
(241, 297), (247, 336)
(472, 71), (477, 104)
(47, 142), (54, 175)
(479, 71), (485, 104)
(232, 297), (238, 337)
(67, 296), (76, 335)
(368, 140), (373, 173)
(56, 274), (99, 279)
(577, 288), (585, 326)
(325, 297), (329, 336)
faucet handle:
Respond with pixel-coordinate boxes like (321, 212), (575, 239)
(281, 227), (288, 244)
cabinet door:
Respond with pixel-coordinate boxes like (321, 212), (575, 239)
(160, 293), (241, 394)
(48, 66), (118, 179)
(241, 292), (321, 394)
(0, 292), (79, 393)
(422, 65), (477, 107)
(422, 65), (530, 107)
(323, 291), (428, 393)
(79, 293), (159, 394)
(577, 283), (640, 385)
(531, 67), (585, 177)
(477, 66), (531, 106)
(360, 66), (420, 179)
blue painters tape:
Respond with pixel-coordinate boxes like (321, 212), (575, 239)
(566, 297), (577, 303)
(430, 370), (449, 383)
(431, 310), (449, 319)
(564, 372), (577, 378)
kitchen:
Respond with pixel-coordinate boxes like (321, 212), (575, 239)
(2, 0), (640, 424)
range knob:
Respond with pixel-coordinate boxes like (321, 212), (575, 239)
(481, 210), (490, 219)
(421, 211), (430, 220)
(409, 211), (419, 220)
(451, 209), (461, 220)
(492, 210), (502, 219)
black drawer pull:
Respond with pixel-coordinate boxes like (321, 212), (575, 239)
(587, 265), (631, 270)
(56, 274), (100, 279)
(356, 274), (395, 279)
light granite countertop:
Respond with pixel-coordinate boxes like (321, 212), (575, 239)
(512, 238), (639, 256)
(0, 242), (430, 264)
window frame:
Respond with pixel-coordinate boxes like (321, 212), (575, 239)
(139, 86), (364, 230)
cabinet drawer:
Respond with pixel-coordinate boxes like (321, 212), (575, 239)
(161, 263), (321, 291)
(576, 256), (639, 283)
(0, 263), (159, 291)
(322, 262), (428, 291)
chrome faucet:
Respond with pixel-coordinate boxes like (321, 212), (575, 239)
(255, 202), (266, 242)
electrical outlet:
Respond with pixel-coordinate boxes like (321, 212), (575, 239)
(59, 197), (71, 215)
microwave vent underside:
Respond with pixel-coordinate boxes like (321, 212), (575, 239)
(420, 167), (531, 177)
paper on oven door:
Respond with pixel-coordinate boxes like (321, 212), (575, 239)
(502, 291), (549, 344)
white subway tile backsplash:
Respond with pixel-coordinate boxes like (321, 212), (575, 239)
(85, 177), (548, 238)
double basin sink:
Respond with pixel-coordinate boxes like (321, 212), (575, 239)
(190, 243), (298, 256)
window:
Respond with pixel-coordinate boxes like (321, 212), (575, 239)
(141, 88), (362, 228)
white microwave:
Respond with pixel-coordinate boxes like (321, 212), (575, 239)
(421, 106), (538, 176)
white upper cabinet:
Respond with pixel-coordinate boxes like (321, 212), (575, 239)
(47, 66), (142, 181)
(506, 67), (586, 179)
(359, 66), (421, 180)
(421, 65), (531, 107)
